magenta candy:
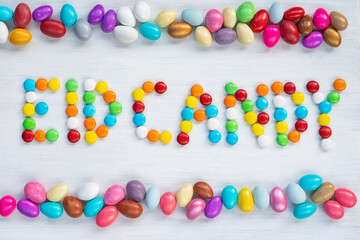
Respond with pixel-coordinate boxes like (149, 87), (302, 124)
(101, 10), (117, 33)
(32, 5), (53, 22)
(24, 181), (46, 203)
(313, 8), (329, 30)
(204, 196), (222, 218)
(186, 198), (206, 220)
(17, 199), (39, 218)
(104, 185), (125, 206)
(324, 200), (344, 219)
(160, 192), (177, 215)
(302, 31), (323, 49)
(263, 25), (280, 48)
(0, 195), (16, 217)
(88, 4), (105, 25)
(334, 188), (357, 208)
(270, 187), (287, 213)
(205, 9), (223, 33)
(96, 206), (118, 227)
(214, 28), (237, 45)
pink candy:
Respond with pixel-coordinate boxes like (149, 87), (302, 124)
(270, 187), (287, 213)
(104, 185), (125, 205)
(160, 192), (177, 216)
(24, 181), (46, 203)
(205, 9), (223, 33)
(334, 188), (357, 208)
(263, 25), (280, 48)
(0, 195), (16, 217)
(96, 206), (118, 227)
(313, 8), (329, 30)
(186, 198), (206, 220)
(324, 200), (344, 219)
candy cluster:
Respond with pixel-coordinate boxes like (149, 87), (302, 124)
(0, 2), (348, 48)
(0, 174), (356, 227)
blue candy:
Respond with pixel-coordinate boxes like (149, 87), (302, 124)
(274, 108), (287, 121)
(139, 23), (161, 40)
(299, 174), (322, 191)
(133, 113), (146, 126)
(208, 130), (221, 143)
(0, 6), (13, 21)
(286, 183), (306, 204)
(293, 202), (317, 219)
(253, 185), (269, 210)
(181, 8), (203, 26)
(181, 108), (194, 120)
(24, 79), (36, 91)
(221, 185), (238, 210)
(319, 101), (332, 114)
(60, 4), (77, 27)
(295, 106), (308, 119)
(269, 2), (284, 24)
(83, 104), (96, 117)
(35, 102), (48, 115)
(226, 133), (238, 145)
(104, 114), (117, 127)
(84, 197), (104, 217)
(40, 202), (63, 219)
(255, 97), (269, 110)
(145, 186), (161, 210)
(205, 105), (218, 118)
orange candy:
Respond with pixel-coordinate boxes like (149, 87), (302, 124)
(84, 117), (96, 130)
(191, 84), (204, 97)
(96, 125), (109, 138)
(147, 130), (160, 142)
(103, 91), (116, 103)
(271, 81), (284, 94)
(256, 84), (269, 96)
(333, 78), (346, 92)
(36, 78), (48, 91)
(65, 105), (78, 117)
(288, 130), (301, 143)
(34, 130), (46, 142)
(194, 109), (206, 122)
(142, 81), (155, 93)
(224, 95), (236, 108)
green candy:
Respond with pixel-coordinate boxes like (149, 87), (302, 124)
(65, 79), (78, 92)
(226, 120), (238, 133)
(277, 133), (289, 146)
(109, 101), (122, 115)
(327, 91), (340, 104)
(242, 99), (254, 112)
(46, 129), (59, 142)
(23, 118), (36, 130)
(236, 1), (255, 22)
(225, 83), (238, 95)
(83, 91), (96, 104)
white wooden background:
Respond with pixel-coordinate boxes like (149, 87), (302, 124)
(0, 0), (359, 239)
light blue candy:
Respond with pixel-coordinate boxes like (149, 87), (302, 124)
(295, 106), (308, 119)
(255, 97), (269, 110)
(0, 6), (13, 21)
(253, 185), (269, 210)
(133, 113), (146, 126)
(83, 104), (96, 117)
(139, 23), (161, 40)
(208, 130), (221, 143)
(24, 79), (36, 91)
(293, 202), (317, 219)
(319, 101), (332, 114)
(145, 186), (161, 210)
(104, 114), (117, 127)
(181, 8), (203, 26)
(60, 4), (77, 27)
(299, 174), (322, 191)
(181, 108), (194, 120)
(269, 2), (283, 24)
(35, 102), (49, 115)
(205, 105), (218, 118)
(226, 133), (238, 145)
(221, 185), (238, 210)
(40, 202), (63, 219)
(84, 197), (104, 217)
(286, 183), (306, 204)
(274, 108), (287, 121)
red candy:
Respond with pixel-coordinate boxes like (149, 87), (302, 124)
(154, 82), (167, 94)
(250, 9), (269, 33)
(283, 7), (305, 21)
(133, 101), (145, 113)
(295, 119), (308, 132)
(334, 188), (357, 208)
(22, 130), (34, 142)
(319, 126), (332, 139)
(67, 130), (81, 143)
(13, 3), (31, 28)
(324, 200), (344, 220)
(40, 19), (66, 38)
(257, 112), (269, 125)
(306, 81), (320, 93)
(280, 20), (299, 45)
(200, 93), (212, 106)
(284, 82), (296, 95)
(235, 89), (247, 102)
(177, 132), (189, 145)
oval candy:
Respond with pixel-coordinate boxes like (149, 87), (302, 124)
(323, 27), (341, 47)
(17, 199), (39, 218)
(88, 4), (104, 25)
(126, 180), (146, 202)
(194, 26), (212, 47)
(156, 9), (176, 28)
(324, 200), (344, 219)
(117, 6), (136, 27)
(0, 195), (16, 217)
(293, 202), (317, 219)
(76, 182), (100, 201)
(40, 19), (66, 38)
(139, 23), (161, 40)
(283, 7), (304, 21)
(286, 183), (306, 204)
(101, 10), (116, 33)
(236, 22), (254, 45)
(32, 5), (52, 22)
(253, 185), (269, 210)
(270, 187), (287, 213)
(236, 1), (255, 22)
(313, 8), (329, 30)
(269, 2), (283, 24)
(204, 196), (222, 218)
(312, 182), (335, 204)
(117, 200), (143, 218)
(74, 18), (92, 41)
(24, 181), (46, 203)
(145, 186), (161, 210)
(47, 183), (68, 202)
(114, 26), (138, 44)
(176, 183), (193, 207)
(96, 206), (118, 227)
(104, 185), (125, 206)
(330, 11), (348, 31)
(63, 196), (83, 218)
(334, 188), (357, 208)
(186, 198), (205, 220)
(280, 20), (299, 45)
(194, 181), (214, 199)
(14, 3), (31, 28)
(299, 174), (322, 191)
(160, 192), (176, 215)
(133, 1), (151, 23)
(168, 22), (192, 39)
(60, 4), (77, 27)
(250, 9), (268, 33)
(0, 6), (13, 21)
(40, 202), (63, 219)
(303, 32), (323, 49)
(237, 187), (254, 213)
(205, 9), (223, 33)
(263, 25), (280, 48)
(221, 185), (237, 210)
(0, 21), (9, 44)
(84, 197), (104, 217)
(181, 8), (203, 27)
(215, 28), (236, 45)
(222, 7), (236, 29)
(297, 14), (313, 36)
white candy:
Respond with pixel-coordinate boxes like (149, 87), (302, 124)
(207, 118), (219, 130)
(0, 21), (9, 44)
(84, 78), (96, 91)
(113, 26), (138, 44)
(76, 182), (100, 201)
(136, 126), (148, 139)
(273, 95), (285, 108)
(312, 92), (325, 105)
(117, 6), (136, 27)
(25, 91), (37, 103)
(257, 135), (270, 148)
(321, 139), (333, 151)
(226, 107), (238, 120)
(133, 1), (151, 22)
(67, 117), (79, 129)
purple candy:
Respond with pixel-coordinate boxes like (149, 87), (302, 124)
(17, 199), (39, 218)
(204, 196), (222, 218)
(126, 180), (146, 202)
(32, 5), (53, 22)
(101, 10), (117, 33)
(214, 28), (237, 45)
(302, 31), (323, 49)
(88, 4), (105, 25)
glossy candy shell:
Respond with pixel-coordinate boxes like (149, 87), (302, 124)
(0, 195), (16, 217)
(40, 19), (66, 38)
(14, 3), (31, 28)
(186, 198), (205, 220)
(204, 196), (222, 218)
(293, 203), (316, 219)
(334, 188), (357, 208)
(96, 206), (118, 227)
(160, 192), (177, 215)
(40, 202), (63, 219)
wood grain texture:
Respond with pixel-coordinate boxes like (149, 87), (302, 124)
(0, 0), (359, 239)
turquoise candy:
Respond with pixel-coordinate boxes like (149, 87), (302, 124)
(299, 174), (322, 191)
(0, 6), (13, 21)
(40, 202), (63, 219)
(221, 185), (237, 210)
(60, 4), (77, 27)
(269, 2), (284, 24)
(181, 9), (203, 26)
(253, 185), (269, 210)
(293, 202), (317, 219)
(139, 23), (161, 40)
(145, 186), (161, 210)
(84, 197), (104, 217)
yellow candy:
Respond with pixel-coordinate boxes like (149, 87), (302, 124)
(276, 121), (288, 133)
(96, 81), (108, 94)
(237, 187), (254, 213)
(180, 120), (193, 133)
(65, 92), (79, 104)
(185, 96), (198, 109)
(47, 183), (68, 202)
(9, 28), (32, 46)
(194, 26), (212, 47)
(156, 9), (177, 28)
(85, 131), (97, 144)
(318, 113), (330, 126)
(160, 131), (172, 144)
(176, 183), (193, 207)
(132, 88), (145, 101)
(48, 78), (60, 91)
(292, 92), (305, 105)
(251, 123), (264, 136)
(22, 103), (35, 116)
(244, 112), (257, 125)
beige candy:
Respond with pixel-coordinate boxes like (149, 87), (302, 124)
(223, 7), (237, 29)
(156, 9), (177, 28)
(194, 26), (212, 47)
(47, 183), (68, 202)
(312, 182), (335, 204)
(236, 23), (254, 45)
(176, 183), (193, 207)
(330, 11), (348, 31)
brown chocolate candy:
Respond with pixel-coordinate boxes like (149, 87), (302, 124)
(167, 22), (192, 39)
(297, 14), (313, 36)
(330, 11), (348, 31)
(193, 181), (213, 199)
(323, 27), (341, 47)
(312, 182), (335, 204)
(117, 200), (143, 218)
(63, 196), (83, 218)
